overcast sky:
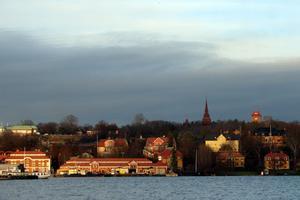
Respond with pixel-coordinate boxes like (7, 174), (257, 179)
(0, 1), (299, 125)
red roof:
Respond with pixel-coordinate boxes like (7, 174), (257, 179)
(265, 152), (289, 159)
(6, 156), (50, 160)
(69, 157), (151, 162)
(160, 149), (183, 158)
(0, 155), (7, 162)
(63, 159), (167, 167)
(11, 151), (46, 155)
(146, 137), (169, 146)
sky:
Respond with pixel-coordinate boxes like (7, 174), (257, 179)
(0, 0), (299, 125)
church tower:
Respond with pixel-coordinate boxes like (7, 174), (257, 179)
(202, 99), (212, 126)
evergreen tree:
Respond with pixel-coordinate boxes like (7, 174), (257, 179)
(170, 148), (178, 172)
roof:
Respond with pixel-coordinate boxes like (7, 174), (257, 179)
(62, 158), (167, 167)
(205, 133), (240, 141)
(68, 157), (151, 162)
(97, 138), (128, 147)
(11, 151), (46, 155)
(146, 137), (169, 146)
(160, 149), (183, 158)
(253, 127), (287, 136)
(265, 152), (289, 159)
(6, 156), (50, 160)
(0, 155), (8, 162)
(7, 125), (37, 130)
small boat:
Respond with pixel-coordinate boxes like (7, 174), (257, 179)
(37, 173), (51, 179)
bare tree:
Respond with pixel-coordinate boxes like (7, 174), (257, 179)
(287, 123), (300, 170)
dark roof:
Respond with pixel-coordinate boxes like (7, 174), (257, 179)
(205, 133), (240, 141)
(253, 127), (287, 136)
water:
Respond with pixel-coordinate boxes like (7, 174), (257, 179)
(0, 176), (299, 200)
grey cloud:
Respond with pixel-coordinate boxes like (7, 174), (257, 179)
(0, 31), (299, 125)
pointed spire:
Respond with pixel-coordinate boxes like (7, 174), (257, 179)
(202, 98), (212, 126)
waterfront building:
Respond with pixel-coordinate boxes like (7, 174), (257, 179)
(5, 150), (51, 174)
(159, 148), (183, 171)
(0, 164), (19, 176)
(264, 152), (289, 170)
(57, 157), (168, 175)
(202, 99), (212, 126)
(6, 125), (38, 136)
(253, 127), (287, 148)
(97, 138), (128, 157)
(216, 151), (245, 168)
(205, 133), (240, 152)
(143, 137), (169, 159)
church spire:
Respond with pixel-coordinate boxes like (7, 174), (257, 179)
(202, 99), (212, 126)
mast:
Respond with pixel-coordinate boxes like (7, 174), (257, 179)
(96, 133), (98, 157)
(195, 148), (198, 174)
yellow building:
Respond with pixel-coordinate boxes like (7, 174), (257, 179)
(205, 133), (240, 152)
(5, 150), (51, 174)
(216, 151), (245, 168)
(264, 152), (289, 170)
(57, 157), (168, 176)
(7, 125), (38, 136)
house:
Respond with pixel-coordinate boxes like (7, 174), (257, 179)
(5, 150), (51, 174)
(6, 125), (38, 136)
(57, 157), (168, 176)
(159, 148), (183, 171)
(205, 133), (240, 152)
(216, 151), (245, 168)
(97, 138), (128, 157)
(264, 152), (289, 170)
(143, 137), (169, 159)
(253, 127), (287, 148)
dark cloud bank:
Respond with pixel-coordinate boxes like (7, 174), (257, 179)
(0, 31), (299, 125)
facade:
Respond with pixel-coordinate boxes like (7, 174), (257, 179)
(0, 126), (5, 135)
(143, 137), (169, 159)
(253, 127), (287, 148)
(57, 157), (168, 175)
(0, 164), (19, 176)
(205, 133), (240, 152)
(159, 148), (183, 171)
(264, 152), (289, 170)
(5, 150), (51, 174)
(202, 99), (212, 126)
(97, 138), (128, 157)
(216, 151), (245, 168)
(251, 111), (262, 123)
(6, 125), (38, 136)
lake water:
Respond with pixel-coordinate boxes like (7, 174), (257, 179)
(0, 176), (299, 200)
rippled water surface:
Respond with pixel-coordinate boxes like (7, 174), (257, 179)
(1, 176), (299, 200)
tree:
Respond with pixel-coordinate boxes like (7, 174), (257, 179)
(38, 122), (58, 134)
(132, 113), (146, 125)
(170, 148), (178, 172)
(286, 123), (300, 170)
(59, 115), (79, 134)
(240, 133), (263, 170)
(197, 144), (215, 174)
(177, 131), (197, 171)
